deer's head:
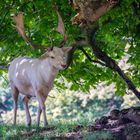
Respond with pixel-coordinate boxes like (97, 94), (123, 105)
(40, 47), (72, 70)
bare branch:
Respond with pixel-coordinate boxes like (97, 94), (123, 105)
(79, 47), (106, 66)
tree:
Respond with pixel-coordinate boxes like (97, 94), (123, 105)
(0, 0), (140, 99)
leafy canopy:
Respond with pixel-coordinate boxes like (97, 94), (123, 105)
(0, 0), (140, 95)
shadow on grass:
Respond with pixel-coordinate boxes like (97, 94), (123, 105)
(0, 120), (113, 140)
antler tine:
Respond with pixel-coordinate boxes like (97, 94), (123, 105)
(13, 13), (32, 46)
(56, 10), (67, 48)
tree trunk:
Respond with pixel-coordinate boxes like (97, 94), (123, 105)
(70, 0), (140, 100)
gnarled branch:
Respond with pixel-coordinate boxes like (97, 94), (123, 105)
(79, 47), (106, 67)
(87, 27), (140, 100)
(71, 0), (119, 25)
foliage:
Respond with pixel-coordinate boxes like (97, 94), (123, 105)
(0, 1), (140, 139)
(96, 0), (140, 94)
(0, 1), (140, 95)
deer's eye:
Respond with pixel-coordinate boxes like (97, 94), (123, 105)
(51, 56), (55, 59)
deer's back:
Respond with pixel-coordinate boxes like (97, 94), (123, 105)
(8, 57), (39, 96)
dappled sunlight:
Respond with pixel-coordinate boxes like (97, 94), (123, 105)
(118, 43), (134, 73)
(0, 76), (139, 126)
(0, 0), (140, 139)
(15, 72), (19, 77)
(16, 63), (19, 69)
(121, 93), (140, 108)
(1, 109), (37, 125)
(19, 59), (27, 65)
(22, 69), (25, 76)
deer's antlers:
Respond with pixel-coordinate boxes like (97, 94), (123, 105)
(13, 11), (67, 50)
(13, 13), (43, 49)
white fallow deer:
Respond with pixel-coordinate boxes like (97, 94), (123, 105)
(8, 13), (72, 127)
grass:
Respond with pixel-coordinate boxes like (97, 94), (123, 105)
(0, 120), (114, 140)
(83, 131), (113, 140)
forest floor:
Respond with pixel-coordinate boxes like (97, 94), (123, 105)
(1, 107), (140, 140)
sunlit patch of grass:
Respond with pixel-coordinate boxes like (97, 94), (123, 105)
(0, 120), (81, 139)
(50, 118), (90, 133)
(0, 125), (41, 140)
(0, 119), (114, 140)
(0, 125), (24, 139)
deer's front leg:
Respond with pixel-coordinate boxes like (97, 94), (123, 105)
(22, 96), (31, 126)
(35, 89), (48, 127)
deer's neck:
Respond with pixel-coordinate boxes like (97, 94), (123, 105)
(39, 59), (59, 83)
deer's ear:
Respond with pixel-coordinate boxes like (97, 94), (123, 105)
(47, 47), (53, 52)
(62, 47), (72, 53)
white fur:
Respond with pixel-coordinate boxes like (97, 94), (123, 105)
(8, 47), (72, 126)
